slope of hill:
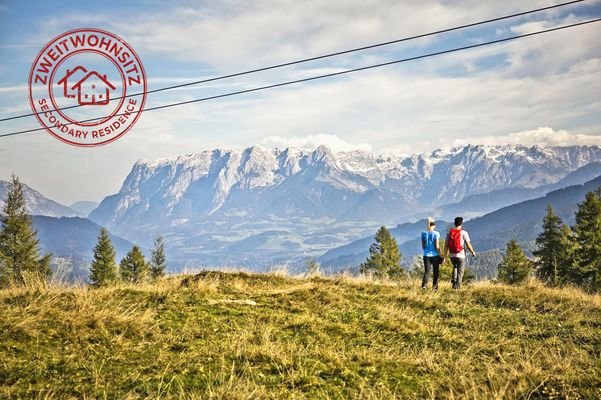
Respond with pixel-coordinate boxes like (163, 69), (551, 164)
(322, 175), (601, 272)
(463, 175), (601, 252)
(0, 181), (79, 217)
(88, 144), (601, 267)
(32, 216), (139, 282)
(0, 272), (599, 398)
(434, 161), (601, 221)
(33, 216), (136, 260)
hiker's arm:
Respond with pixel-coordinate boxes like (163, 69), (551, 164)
(436, 238), (444, 260)
(466, 241), (476, 256)
(421, 237), (425, 250)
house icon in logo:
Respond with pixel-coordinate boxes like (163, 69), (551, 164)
(71, 72), (116, 106)
(56, 67), (116, 106)
(57, 66), (88, 99)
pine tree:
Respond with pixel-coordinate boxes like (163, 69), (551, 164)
(0, 174), (51, 286)
(360, 226), (403, 279)
(120, 245), (149, 284)
(558, 223), (577, 284)
(89, 228), (118, 287)
(533, 206), (571, 285)
(572, 190), (601, 292)
(149, 235), (167, 280)
(497, 240), (532, 285)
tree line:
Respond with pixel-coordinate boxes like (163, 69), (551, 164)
(352, 188), (601, 293)
(497, 188), (601, 292)
(0, 175), (166, 287)
(89, 228), (166, 286)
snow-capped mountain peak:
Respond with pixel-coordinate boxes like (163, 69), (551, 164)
(86, 143), (601, 267)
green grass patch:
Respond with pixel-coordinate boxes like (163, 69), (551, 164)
(0, 273), (600, 399)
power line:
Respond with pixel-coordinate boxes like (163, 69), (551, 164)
(0, 0), (587, 123)
(1, 18), (599, 139)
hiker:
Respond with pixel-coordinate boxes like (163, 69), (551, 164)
(421, 217), (443, 290)
(445, 217), (476, 289)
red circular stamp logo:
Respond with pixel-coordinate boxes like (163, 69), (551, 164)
(28, 28), (147, 146)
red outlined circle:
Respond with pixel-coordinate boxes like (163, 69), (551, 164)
(28, 28), (147, 147)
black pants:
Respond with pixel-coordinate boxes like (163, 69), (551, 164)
(450, 257), (465, 289)
(422, 256), (441, 289)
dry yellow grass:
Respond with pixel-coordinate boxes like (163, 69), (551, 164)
(1, 271), (600, 399)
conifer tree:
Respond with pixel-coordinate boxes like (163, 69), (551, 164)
(497, 240), (532, 285)
(558, 223), (577, 283)
(533, 206), (571, 285)
(150, 235), (167, 280)
(0, 175), (51, 286)
(120, 245), (149, 284)
(89, 228), (118, 287)
(572, 190), (601, 292)
(360, 226), (403, 279)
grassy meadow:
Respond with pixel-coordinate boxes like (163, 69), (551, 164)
(1, 271), (600, 399)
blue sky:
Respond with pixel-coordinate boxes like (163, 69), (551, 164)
(0, 0), (600, 204)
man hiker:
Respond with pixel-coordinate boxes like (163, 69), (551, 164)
(445, 217), (476, 289)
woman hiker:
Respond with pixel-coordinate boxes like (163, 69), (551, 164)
(421, 217), (443, 290)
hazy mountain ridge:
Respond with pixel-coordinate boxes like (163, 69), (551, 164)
(69, 201), (99, 216)
(433, 161), (601, 221)
(32, 216), (139, 282)
(33, 216), (136, 261)
(0, 180), (80, 218)
(321, 175), (601, 274)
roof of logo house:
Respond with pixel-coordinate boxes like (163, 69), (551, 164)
(57, 66), (88, 98)
(71, 71), (116, 91)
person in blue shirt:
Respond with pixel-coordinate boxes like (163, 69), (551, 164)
(421, 217), (443, 290)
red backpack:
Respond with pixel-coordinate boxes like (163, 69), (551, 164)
(448, 228), (463, 253)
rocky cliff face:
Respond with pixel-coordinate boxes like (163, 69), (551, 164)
(87, 144), (601, 267)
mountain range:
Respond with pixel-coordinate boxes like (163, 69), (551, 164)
(86, 144), (601, 267)
(3, 144), (600, 273)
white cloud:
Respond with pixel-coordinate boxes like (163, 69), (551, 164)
(451, 127), (601, 147)
(104, 0), (572, 69)
(261, 134), (372, 152)
(2, 0), (600, 203)
(258, 128), (600, 155)
(381, 127), (601, 155)
(0, 84), (28, 93)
